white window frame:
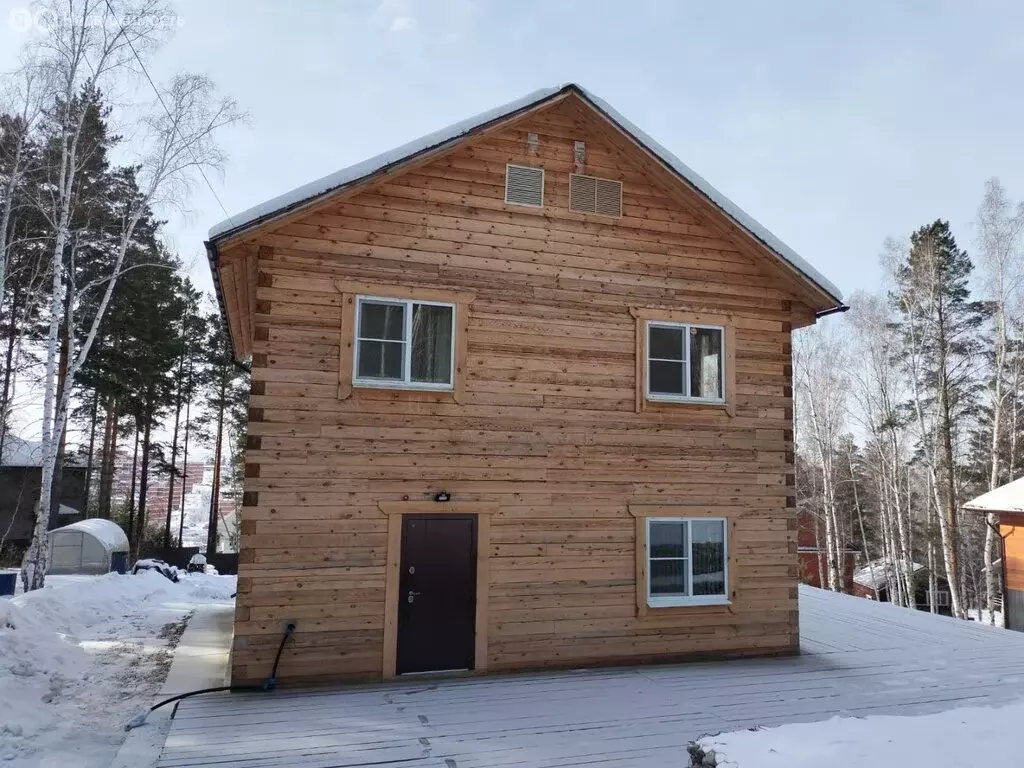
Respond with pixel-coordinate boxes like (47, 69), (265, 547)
(645, 321), (726, 404)
(504, 164), (545, 208)
(646, 517), (729, 608)
(353, 296), (456, 391)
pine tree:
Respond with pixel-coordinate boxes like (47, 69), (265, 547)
(891, 220), (989, 618)
(158, 279), (205, 547)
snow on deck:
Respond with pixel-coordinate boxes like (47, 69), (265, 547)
(156, 586), (1024, 768)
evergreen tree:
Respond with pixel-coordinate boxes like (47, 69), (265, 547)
(202, 320), (246, 554)
(891, 220), (989, 618)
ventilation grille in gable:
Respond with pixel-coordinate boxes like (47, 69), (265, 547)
(569, 173), (622, 217)
(505, 164), (544, 207)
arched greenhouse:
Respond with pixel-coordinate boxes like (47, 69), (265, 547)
(48, 518), (130, 575)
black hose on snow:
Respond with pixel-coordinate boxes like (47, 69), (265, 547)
(125, 622), (296, 731)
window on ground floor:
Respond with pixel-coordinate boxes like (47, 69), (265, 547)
(646, 517), (728, 607)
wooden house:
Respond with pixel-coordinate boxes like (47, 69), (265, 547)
(205, 84), (846, 685)
(965, 477), (1024, 631)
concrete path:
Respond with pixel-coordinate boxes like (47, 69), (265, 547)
(112, 601), (234, 768)
(161, 602), (234, 695)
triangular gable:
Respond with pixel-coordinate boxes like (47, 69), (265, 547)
(207, 84), (844, 310)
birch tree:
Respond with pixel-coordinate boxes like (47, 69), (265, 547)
(846, 290), (917, 605)
(794, 323), (850, 591)
(19, 0), (241, 590)
(975, 178), (1024, 623)
(0, 56), (49, 308)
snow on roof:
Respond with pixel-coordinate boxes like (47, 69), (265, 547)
(963, 476), (1024, 514)
(575, 87), (843, 302)
(208, 83), (843, 304)
(207, 85), (565, 241)
(51, 518), (129, 552)
(853, 559), (927, 590)
(1, 435), (87, 468)
(1, 435), (42, 467)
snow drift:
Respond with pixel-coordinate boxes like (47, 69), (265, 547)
(0, 571), (235, 766)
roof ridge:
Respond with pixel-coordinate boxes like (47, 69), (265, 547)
(207, 84), (843, 304)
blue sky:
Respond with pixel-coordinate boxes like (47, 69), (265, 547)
(3, 0), (1024, 300)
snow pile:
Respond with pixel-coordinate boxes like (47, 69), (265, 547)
(0, 571), (235, 766)
(701, 700), (1024, 767)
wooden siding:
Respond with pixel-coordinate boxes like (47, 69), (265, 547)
(228, 95), (805, 685)
(1002, 517), (1024, 592)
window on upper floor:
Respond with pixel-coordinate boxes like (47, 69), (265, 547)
(646, 517), (729, 608)
(645, 321), (725, 403)
(354, 297), (455, 389)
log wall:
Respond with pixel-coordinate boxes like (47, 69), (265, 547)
(227, 96), (808, 685)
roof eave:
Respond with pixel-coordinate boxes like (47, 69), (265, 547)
(566, 87), (844, 309)
(207, 84), (578, 247)
(205, 239), (245, 362)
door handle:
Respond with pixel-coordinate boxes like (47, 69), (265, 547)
(407, 591), (421, 604)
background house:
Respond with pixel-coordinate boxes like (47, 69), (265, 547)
(797, 508), (856, 591)
(964, 477), (1024, 631)
(853, 558), (952, 616)
(0, 436), (88, 558)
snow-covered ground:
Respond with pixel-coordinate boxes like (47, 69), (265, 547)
(968, 607), (1004, 626)
(700, 701), (1024, 767)
(0, 571), (235, 767)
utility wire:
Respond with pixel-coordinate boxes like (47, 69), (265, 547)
(102, 0), (237, 230)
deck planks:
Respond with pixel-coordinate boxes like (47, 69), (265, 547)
(157, 587), (1024, 768)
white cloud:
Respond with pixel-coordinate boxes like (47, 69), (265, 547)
(390, 15), (415, 32)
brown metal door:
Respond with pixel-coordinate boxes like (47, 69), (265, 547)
(396, 515), (477, 674)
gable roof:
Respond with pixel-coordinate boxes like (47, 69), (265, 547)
(964, 476), (1024, 514)
(1, 435), (86, 468)
(206, 83), (844, 309)
(853, 559), (928, 591)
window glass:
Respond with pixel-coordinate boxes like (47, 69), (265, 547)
(360, 302), (405, 340)
(690, 327), (723, 400)
(650, 559), (688, 596)
(649, 520), (688, 558)
(691, 520), (726, 596)
(648, 520), (688, 596)
(357, 338), (404, 380)
(649, 361), (684, 395)
(649, 326), (684, 360)
(411, 303), (453, 384)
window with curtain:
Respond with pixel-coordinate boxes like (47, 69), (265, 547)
(646, 322), (724, 402)
(646, 518), (728, 606)
(355, 297), (454, 388)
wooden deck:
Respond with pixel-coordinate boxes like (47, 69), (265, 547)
(157, 587), (1024, 767)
